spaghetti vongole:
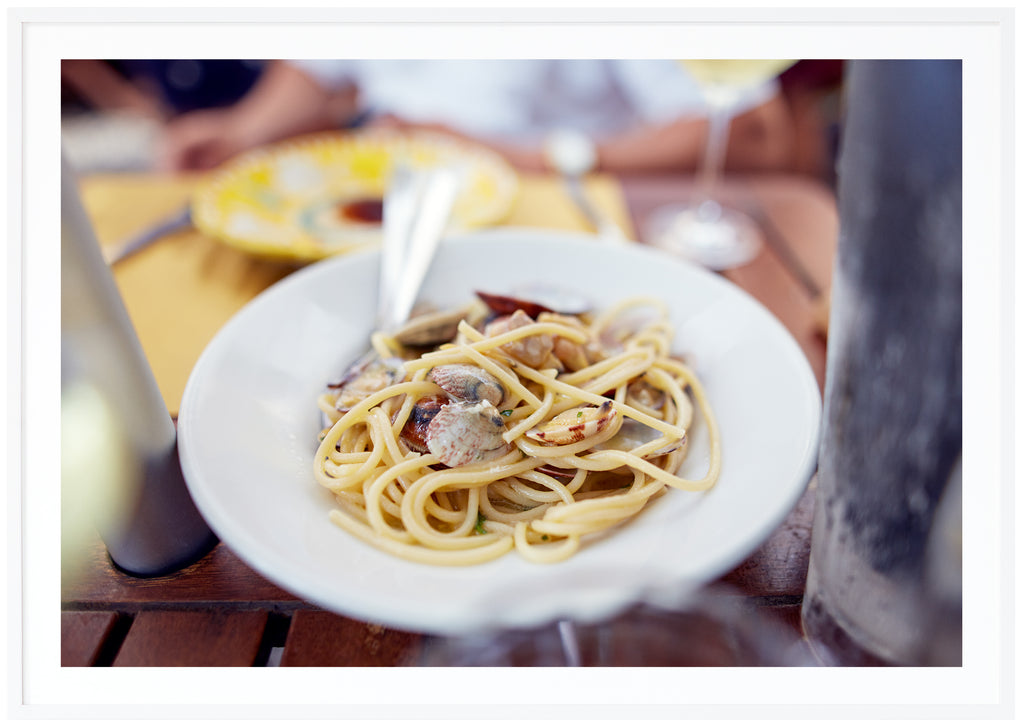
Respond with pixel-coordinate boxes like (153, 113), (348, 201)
(314, 293), (721, 566)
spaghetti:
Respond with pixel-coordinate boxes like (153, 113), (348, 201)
(313, 295), (721, 566)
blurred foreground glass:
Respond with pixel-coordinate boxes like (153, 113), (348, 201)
(61, 154), (216, 579)
(801, 60), (962, 666)
(646, 60), (795, 270)
(417, 584), (815, 666)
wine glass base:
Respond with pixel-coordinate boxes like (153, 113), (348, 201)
(645, 202), (762, 270)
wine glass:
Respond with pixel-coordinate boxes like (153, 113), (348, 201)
(415, 583), (816, 666)
(646, 59), (796, 270)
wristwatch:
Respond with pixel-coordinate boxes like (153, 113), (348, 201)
(543, 129), (598, 176)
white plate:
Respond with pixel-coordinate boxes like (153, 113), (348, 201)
(178, 229), (821, 636)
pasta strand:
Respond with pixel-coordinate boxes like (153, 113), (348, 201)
(313, 296), (721, 566)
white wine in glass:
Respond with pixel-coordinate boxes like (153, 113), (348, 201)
(646, 59), (796, 270)
(683, 59), (796, 87)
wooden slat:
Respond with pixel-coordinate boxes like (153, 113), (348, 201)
(770, 602), (807, 637)
(62, 611), (119, 666)
(579, 607), (805, 666)
(750, 176), (839, 295)
(721, 483), (816, 596)
(113, 610), (267, 666)
(279, 610), (422, 667)
(62, 538), (302, 609)
(621, 174), (838, 296)
(722, 242), (828, 391)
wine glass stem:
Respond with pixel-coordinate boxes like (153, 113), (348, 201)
(697, 100), (732, 209)
(558, 619), (582, 666)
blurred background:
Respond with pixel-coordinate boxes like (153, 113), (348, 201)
(61, 58), (845, 187)
(61, 59), (266, 172)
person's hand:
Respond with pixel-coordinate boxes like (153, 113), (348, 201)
(158, 61), (356, 172)
(157, 107), (251, 172)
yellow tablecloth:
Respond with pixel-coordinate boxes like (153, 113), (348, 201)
(79, 172), (635, 415)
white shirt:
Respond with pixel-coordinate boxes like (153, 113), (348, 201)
(290, 59), (776, 144)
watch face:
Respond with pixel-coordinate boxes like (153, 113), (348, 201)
(544, 129), (596, 175)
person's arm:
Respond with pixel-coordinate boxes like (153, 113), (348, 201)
(432, 93), (794, 176)
(61, 60), (164, 118)
(158, 61), (357, 171)
(586, 60), (796, 175)
(594, 93), (796, 174)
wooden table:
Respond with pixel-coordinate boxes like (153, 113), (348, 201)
(61, 172), (838, 667)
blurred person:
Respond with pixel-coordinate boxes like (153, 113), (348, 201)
(61, 60), (165, 119)
(158, 59), (796, 175)
(62, 60), (270, 172)
(62, 60), (268, 119)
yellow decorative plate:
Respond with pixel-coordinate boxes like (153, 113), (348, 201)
(191, 130), (520, 262)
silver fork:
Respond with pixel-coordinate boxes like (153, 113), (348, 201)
(323, 164), (457, 423)
(376, 164), (460, 334)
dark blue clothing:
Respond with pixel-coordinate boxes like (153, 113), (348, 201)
(116, 60), (266, 114)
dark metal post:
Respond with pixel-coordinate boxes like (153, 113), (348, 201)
(801, 60), (962, 666)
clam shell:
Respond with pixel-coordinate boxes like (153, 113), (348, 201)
(426, 400), (513, 467)
(428, 364), (505, 406)
(525, 400), (616, 445)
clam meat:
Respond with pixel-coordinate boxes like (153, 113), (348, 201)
(525, 400), (618, 445)
(426, 400), (514, 467)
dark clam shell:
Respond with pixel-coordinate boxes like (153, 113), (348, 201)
(476, 285), (590, 319)
(400, 394), (447, 453)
